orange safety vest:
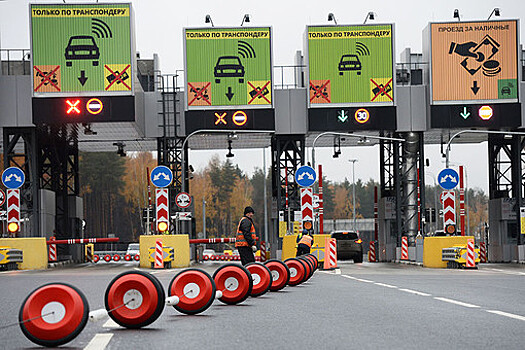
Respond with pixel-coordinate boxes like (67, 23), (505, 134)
(298, 235), (313, 248)
(235, 217), (256, 247)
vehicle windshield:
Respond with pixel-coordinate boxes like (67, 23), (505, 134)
(218, 57), (241, 65)
(70, 37), (95, 46)
(341, 55), (358, 62)
(331, 231), (359, 240)
(128, 244), (139, 250)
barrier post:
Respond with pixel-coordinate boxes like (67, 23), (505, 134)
(154, 239), (163, 269)
(48, 236), (57, 262)
(401, 236), (408, 260)
(260, 241), (266, 262)
(479, 242), (487, 263)
(369, 241), (376, 262)
(323, 238), (337, 270)
(466, 238), (475, 268)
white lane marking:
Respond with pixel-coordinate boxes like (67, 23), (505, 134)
(399, 288), (431, 297)
(334, 269), (341, 275)
(341, 275), (357, 280)
(84, 333), (113, 350)
(374, 282), (398, 289)
(486, 310), (525, 321)
(484, 268), (525, 276)
(434, 297), (480, 308)
(341, 275), (373, 283)
(102, 319), (120, 328)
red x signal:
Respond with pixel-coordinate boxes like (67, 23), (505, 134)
(66, 99), (81, 114)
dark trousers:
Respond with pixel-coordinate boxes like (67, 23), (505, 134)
(296, 244), (311, 257)
(238, 246), (255, 265)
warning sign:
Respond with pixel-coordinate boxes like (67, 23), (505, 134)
(188, 82), (212, 106)
(104, 64), (131, 91)
(309, 80), (331, 103)
(429, 20), (518, 103)
(247, 81), (271, 104)
(370, 78), (393, 102)
(33, 65), (61, 92)
(31, 3), (133, 96)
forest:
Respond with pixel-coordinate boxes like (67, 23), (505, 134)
(78, 152), (489, 242)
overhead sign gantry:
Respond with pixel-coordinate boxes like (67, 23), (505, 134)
(184, 27), (275, 133)
(30, 3), (136, 124)
(427, 20), (520, 128)
(306, 24), (396, 131)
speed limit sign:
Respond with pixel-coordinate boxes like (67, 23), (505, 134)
(175, 192), (192, 209)
(0, 189), (5, 207)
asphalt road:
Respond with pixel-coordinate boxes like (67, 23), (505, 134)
(1, 261), (524, 349)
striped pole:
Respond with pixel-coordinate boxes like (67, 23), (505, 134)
(260, 241), (266, 262)
(479, 242), (487, 263)
(48, 236), (57, 262)
(459, 166), (465, 236)
(154, 239), (163, 269)
(318, 164), (324, 234)
(466, 238), (475, 268)
(369, 241), (376, 262)
(401, 236), (408, 260)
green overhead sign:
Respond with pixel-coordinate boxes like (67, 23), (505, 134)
(307, 24), (395, 106)
(30, 3), (134, 96)
(185, 27), (273, 109)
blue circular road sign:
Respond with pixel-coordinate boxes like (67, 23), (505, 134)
(437, 168), (459, 190)
(150, 166), (173, 188)
(295, 166), (317, 187)
(2, 167), (25, 189)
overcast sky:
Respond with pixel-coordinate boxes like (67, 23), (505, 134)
(2, 0), (524, 192)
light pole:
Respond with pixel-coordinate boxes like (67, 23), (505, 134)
(349, 159), (358, 232)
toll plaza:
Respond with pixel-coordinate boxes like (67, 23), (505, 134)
(1, 3), (525, 349)
(0, 4), (524, 266)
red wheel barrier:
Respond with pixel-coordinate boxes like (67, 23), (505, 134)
(284, 258), (307, 286)
(297, 256), (313, 281)
(203, 255), (209, 261)
(133, 254), (140, 261)
(104, 271), (165, 328)
(124, 254), (132, 261)
(264, 259), (290, 291)
(19, 283), (89, 347)
(113, 254), (121, 262)
(93, 255), (100, 263)
(245, 262), (272, 297)
(168, 268), (216, 315)
(103, 254), (112, 262)
(213, 264), (252, 305)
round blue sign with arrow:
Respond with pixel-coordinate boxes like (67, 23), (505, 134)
(295, 165), (317, 187)
(2, 167), (25, 189)
(437, 168), (459, 190)
(150, 165), (173, 188)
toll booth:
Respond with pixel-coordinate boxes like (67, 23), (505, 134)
(488, 198), (519, 262)
(378, 197), (397, 261)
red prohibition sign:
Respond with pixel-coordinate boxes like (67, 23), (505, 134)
(309, 80), (331, 103)
(105, 64), (131, 91)
(188, 82), (211, 106)
(34, 66), (61, 92)
(370, 78), (393, 102)
(247, 81), (271, 104)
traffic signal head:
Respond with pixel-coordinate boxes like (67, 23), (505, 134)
(157, 221), (169, 233)
(8, 222), (19, 233)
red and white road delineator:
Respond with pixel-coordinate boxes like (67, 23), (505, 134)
(104, 271), (165, 328)
(48, 236), (57, 262)
(323, 237), (337, 270)
(466, 238), (476, 268)
(442, 190), (456, 228)
(260, 241), (267, 262)
(19, 282), (89, 347)
(7, 189), (20, 233)
(479, 242), (487, 263)
(154, 239), (163, 269)
(369, 241), (376, 262)
(156, 188), (169, 233)
(401, 236), (408, 260)
(301, 187), (314, 223)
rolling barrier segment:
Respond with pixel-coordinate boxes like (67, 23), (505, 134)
(15, 257), (319, 346)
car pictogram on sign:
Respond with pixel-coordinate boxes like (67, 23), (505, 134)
(214, 56), (245, 84)
(65, 35), (100, 67)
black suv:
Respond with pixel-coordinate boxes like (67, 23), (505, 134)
(330, 231), (363, 263)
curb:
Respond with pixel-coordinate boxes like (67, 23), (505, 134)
(48, 260), (74, 268)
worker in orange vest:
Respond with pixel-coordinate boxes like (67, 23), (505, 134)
(235, 206), (257, 265)
(296, 229), (313, 256)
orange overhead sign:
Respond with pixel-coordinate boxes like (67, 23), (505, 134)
(430, 20), (518, 103)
